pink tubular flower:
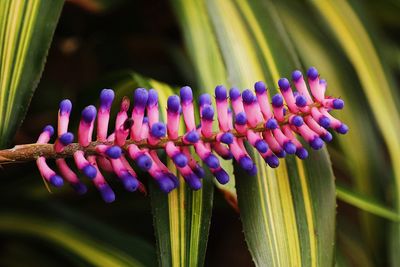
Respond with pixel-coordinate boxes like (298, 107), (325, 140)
(35, 67), (348, 202)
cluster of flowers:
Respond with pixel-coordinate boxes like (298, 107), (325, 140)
(36, 67), (347, 202)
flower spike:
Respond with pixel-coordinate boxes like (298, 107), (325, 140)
(25, 68), (348, 202)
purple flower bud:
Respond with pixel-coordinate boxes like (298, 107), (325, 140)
(59, 132), (74, 145)
(121, 174), (139, 192)
(254, 81), (266, 94)
(278, 78), (290, 91)
(147, 89), (158, 107)
(220, 132), (233, 144)
(199, 93), (212, 107)
(204, 154), (219, 168)
(248, 164), (257, 176)
(235, 112), (247, 125)
(292, 70), (302, 82)
(321, 132), (333, 142)
(134, 88), (148, 108)
(295, 95), (307, 107)
(83, 164), (97, 179)
(151, 122), (167, 138)
(265, 155), (280, 168)
(307, 67), (319, 80)
(275, 150), (286, 158)
(193, 165), (205, 178)
(333, 99), (344, 109)
(71, 182), (87, 195)
(105, 146), (122, 159)
(43, 125), (55, 136)
(265, 118), (278, 129)
(229, 87), (241, 100)
(82, 105), (97, 123)
(215, 169), (229, 184)
(283, 142), (296, 154)
(167, 95), (180, 113)
(59, 99), (72, 115)
(336, 123), (349, 134)
(310, 137), (324, 150)
(100, 89), (115, 109)
(136, 154), (152, 171)
(255, 140), (268, 153)
(296, 148), (308, 159)
(242, 89), (256, 104)
(201, 105), (214, 120)
(184, 130), (199, 143)
(180, 86), (193, 104)
(271, 94), (283, 107)
(172, 153), (188, 168)
(185, 173), (202, 190)
(98, 184), (115, 203)
(215, 85), (227, 101)
(291, 116), (303, 127)
(50, 175), (64, 188)
(318, 116), (331, 128)
(239, 156), (253, 171)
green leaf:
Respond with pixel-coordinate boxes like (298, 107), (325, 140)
(174, 0), (336, 266)
(0, 0), (64, 148)
(337, 185), (400, 222)
(110, 72), (214, 267)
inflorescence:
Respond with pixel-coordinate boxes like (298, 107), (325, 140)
(34, 67), (347, 202)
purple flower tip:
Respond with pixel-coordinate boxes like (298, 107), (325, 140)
(307, 67), (319, 80)
(320, 79), (327, 86)
(106, 146), (122, 159)
(310, 137), (324, 150)
(99, 184), (115, 203)
(321, 132), (333, 142)
(59, 132), (74, 145)
(151, 122), (167, 138)
(167, 173), (180, 187)
(172, 153), (188, 168)
(136, 154), (152, 171)
(220, 132), (234, 144)
(215, 169), (229, 184)
(158, 176), (175, 193)
(193, 165), (205, 178)
(229, 87), (241, 100)
(121, 174), (139, 192)
(205, 154), (219, 168)
(167, 95), (180, 113)
(255, 140), (268, 153)
(100, 89), (115, 109)
(59, 99), (72, 115)
(295, 95), (307, 107)
(254, 81), (266, 94)
(215, 85), (227, 101)
(333, 99), (344, 109)
(71, 182), (87, 195)
(186, 174), (202, 190)
(199, 93), (211, 107)
(83, 164), (97, 179)
(185, 130), (199, 143)
(296, 148), (308, 159)
(43, 125), (55, 136)
(50, 175), (64, 188)
(336, 123), (349, 134)
(201, 104), (214, 120)
(134, 88), (148, 108)
(81, 105), (97, 123)
(271, 94), (283, 107)
(266, 155), (280, 168)
(291, 115), (303, 127)
(239, 156), (253, 171)
(235, 112), (247, 125)
(265, 118), (278, 129)
(284, 141), (296, 154)
(276, 150), (286, 158)
(147, 89), (158, 107)
(248, 164), (257, 176)
(180, 86), (193, 103)
(292, 70), (303, 82)
(242, 89), (256, 104)
(278, 78), (290, 91)
(319, 116), (331, 128)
